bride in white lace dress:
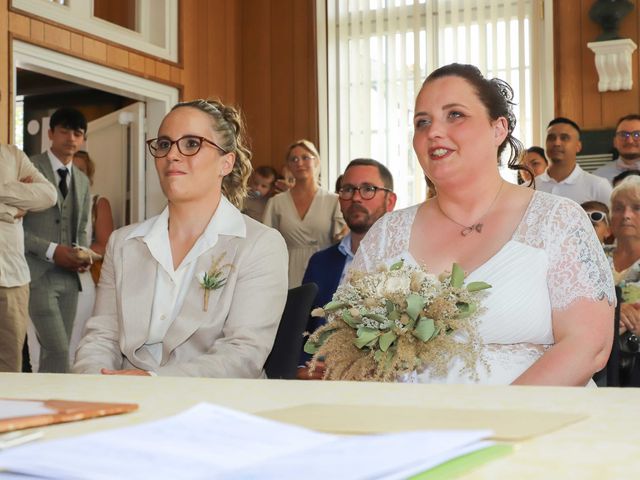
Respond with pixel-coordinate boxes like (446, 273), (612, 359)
(351, 64), (615, 386)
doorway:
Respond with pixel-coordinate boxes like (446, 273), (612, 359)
(11, 40), (179, 220)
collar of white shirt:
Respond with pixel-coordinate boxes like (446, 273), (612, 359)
(538, 164), (583, 185)
(47, 149), (73, 181)
(125, 196), (246, 276)
(337, 232), (355, 259)
(615, 157), (640, 171)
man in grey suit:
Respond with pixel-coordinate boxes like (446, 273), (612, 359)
(23, 107), (92, 373)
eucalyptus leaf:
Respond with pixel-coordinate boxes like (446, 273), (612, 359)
(385, 300), (395, 314)
(364, 313), (388, 323)
(379, 330), (397, 352)
(317, 328), (337, 345)
(374, 350), (385, 363)
(466, 281), (492, 292)
(303, 340), (318, 354)
(388, 310), (400, 322)
(450, 263), (465, 288)
(323, 300), (347, 311)
(342, 310), (359, 328)
(413, 317), (436, 342)
(390, 259), (404, 271)
(406, 293), (426, 321)
(354, 327), (381, 349)
(456, 301), (477, 319)
(366, 337), (380, 348)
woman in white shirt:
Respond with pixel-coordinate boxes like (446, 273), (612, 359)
(73, 99), (288, 377)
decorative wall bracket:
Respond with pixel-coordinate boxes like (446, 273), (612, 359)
(587, 39), (637, 92)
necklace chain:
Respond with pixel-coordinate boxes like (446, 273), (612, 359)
(435, 181), (505, 236)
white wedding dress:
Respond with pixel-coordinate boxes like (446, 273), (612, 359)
(351, 191), (615, 385)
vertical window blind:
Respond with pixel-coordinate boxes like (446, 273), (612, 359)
(323, 0), (538, 207)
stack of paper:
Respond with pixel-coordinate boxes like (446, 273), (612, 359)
(0, 403), (498, 479)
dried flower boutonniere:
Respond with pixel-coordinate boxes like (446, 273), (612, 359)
(197, 252), (233, 312)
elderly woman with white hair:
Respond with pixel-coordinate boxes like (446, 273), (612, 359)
(606, 176), (640, 336)
(263, 140), (346, 288)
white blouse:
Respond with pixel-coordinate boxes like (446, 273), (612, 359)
(125, 197), (246, 363)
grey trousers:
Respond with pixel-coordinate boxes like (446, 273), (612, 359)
(0, 284), (29, 372)
(29, 269), (79, 373)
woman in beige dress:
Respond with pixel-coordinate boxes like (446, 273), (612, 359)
(263, 140), (346, 287)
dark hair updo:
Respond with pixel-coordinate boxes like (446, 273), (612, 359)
(423, 63), (524, 172)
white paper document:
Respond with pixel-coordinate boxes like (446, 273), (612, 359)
(0, 403), (493, 479)
(0, 400), (56, 420)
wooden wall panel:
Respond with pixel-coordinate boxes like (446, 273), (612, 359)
(180, 0), (241, 103)
(0, 0), (318, 174)
(555, 0), (640, 130)
(270, 0), (294, 168)
(240, 0), (318, 170)
(241, 0), (273, 167)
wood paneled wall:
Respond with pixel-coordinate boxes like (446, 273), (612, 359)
(554, 0), (640, 129)
(240, 0), (319, 170)
(0, 0), (318, 174)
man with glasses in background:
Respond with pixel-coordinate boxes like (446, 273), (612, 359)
(594, 114), (640, 185)
(297, 158), (396, 379)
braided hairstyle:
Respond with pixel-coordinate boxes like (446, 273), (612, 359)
(171, 99), (252, 209)
(424, 63), (524, 175)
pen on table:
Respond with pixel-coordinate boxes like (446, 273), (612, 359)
(0, 431), (44, 450)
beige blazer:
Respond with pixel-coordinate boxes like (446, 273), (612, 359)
(73, 210), (288, 378)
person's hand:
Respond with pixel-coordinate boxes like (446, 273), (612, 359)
(619, 303), (640, 334)
(296, 361), (326, 380)
(274, 178), (293, 194)
(13, 208), (27, 219)
(20, 176), (33, 184)
(53, 244), (91, 272)
(101, 368), (151, 376)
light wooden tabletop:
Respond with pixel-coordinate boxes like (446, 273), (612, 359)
(2, 373), (640, 479)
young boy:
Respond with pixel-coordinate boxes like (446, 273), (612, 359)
(581, 201), (611, 245)
(243, 166), (277, 222)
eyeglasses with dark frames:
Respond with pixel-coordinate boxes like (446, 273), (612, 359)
(338, 184), (392, 200)
(615, 131), (640, 141)
(146, 135), (227, 158)
(587, 211), (608, 224)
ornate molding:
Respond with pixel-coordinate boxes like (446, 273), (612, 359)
(587, 39), (637, 92)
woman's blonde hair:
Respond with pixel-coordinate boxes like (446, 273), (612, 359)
(611, 175), (640, 204)
(74, 150), (95, 185)
(171, 99), (252, 209)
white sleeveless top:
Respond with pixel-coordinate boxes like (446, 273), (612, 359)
(351, 191), (615, 385)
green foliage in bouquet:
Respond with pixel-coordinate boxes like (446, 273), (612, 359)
(622, 282), (640, 304)
(304, 260), (491, 381)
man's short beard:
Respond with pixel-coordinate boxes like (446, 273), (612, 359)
(346, 221), (370, 234)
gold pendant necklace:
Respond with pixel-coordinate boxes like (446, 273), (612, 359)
(435, 181), (505, 237)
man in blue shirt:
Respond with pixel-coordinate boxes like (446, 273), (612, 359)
(297, 158), (396, 379)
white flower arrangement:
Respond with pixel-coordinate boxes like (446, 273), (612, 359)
(304, 259), (491, 381)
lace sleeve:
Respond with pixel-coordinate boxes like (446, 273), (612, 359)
(543, 196), (616, 309)
(351, 205), (419, 273)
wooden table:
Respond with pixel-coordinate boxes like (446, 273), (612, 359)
(2, 373), (640, 479)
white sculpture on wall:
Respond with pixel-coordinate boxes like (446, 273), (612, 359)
(588, 39), (637, 92)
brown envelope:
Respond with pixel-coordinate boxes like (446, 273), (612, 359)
(258, 404), (587, 441)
